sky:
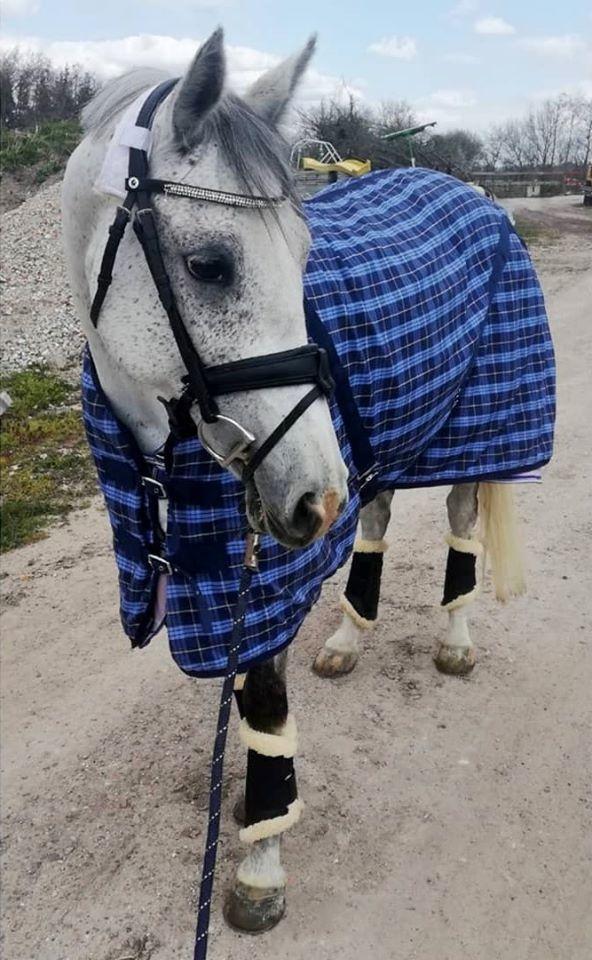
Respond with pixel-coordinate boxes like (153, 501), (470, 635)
(1, 0), (591, 131)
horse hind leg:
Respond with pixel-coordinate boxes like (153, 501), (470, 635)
(313, 490), (394, 678)
(434, 482), (480, 676)
(225, 652), (301, 933)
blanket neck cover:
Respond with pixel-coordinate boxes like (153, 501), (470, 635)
(82, 167), (555, 676)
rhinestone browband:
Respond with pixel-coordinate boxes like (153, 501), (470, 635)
(163, 182), (285, 208)
(125, 176), (286, 209)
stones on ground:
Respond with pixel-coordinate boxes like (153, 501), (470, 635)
(1, 181), (84, 373)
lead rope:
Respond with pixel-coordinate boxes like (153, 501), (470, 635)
(193, 531), (260, 960)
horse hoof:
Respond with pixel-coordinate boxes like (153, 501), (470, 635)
(233, 796), (246, 826)
(434, 644), (476, 676)
(224, 882), (286, 934)
(312, 647), (358, 678)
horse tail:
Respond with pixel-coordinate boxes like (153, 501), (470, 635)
(478, 482), (526, 602)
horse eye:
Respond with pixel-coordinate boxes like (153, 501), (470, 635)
(186, 255), (231, 284)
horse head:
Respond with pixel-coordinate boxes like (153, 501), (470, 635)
(66, 30), (348, 548)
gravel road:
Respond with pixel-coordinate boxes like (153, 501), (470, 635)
(1, 195), (591, 960)
(1, 182), (83, 372)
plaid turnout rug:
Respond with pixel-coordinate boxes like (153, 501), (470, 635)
(83, 167), (555, 677)
(305, 168), (555, 488)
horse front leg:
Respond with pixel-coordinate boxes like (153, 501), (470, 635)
(434, 482), (480, 676)
(225, 652), (301, 933)
(313, 490), (394, 677)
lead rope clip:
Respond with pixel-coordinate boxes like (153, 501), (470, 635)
(244, 530), (260, 571)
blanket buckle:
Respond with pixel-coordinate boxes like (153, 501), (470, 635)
(147, 553), (173, 575)
(141, 476), (167, 499)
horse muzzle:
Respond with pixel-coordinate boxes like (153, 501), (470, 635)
(247, 481), (348, 549)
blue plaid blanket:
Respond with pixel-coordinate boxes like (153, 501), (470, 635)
(305, 168), (554, 487)
(83, 168), (555, 677)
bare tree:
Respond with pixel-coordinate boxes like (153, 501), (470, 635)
(300, 93), (592, 177)
(572, 95), (592, 167)
(419, 129), (484, 175)
(483, 94), (592, 171)
(297, 96), (380, 161)
(375, 100), (418, 136)
(482, 125), (506, 168)
(298, 98), (486, 178)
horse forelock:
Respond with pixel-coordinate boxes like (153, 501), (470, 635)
(197, 93), (301, 212)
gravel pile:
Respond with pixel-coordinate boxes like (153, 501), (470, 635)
(1, 181), (84, 372)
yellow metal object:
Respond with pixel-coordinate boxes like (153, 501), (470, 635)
(301, 157), (371, 177)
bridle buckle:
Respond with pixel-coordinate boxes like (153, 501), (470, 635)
(197, 415), (256, 469)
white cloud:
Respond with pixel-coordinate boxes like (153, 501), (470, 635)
(0, 34), (265, 82)
(0, 33), (365, 108)
(474, 17), (515, 36)
(447, 0), (478, 18)
(414, 88), (478, 128)
(0, 0), (38, 15)
(415, 106), (461, 126)
(429, 88), (477, 108)
(144, 0), (229, 6)
(443, 52), (480, 64)
(532, 80), (592, 101)
(518, 35), (588, 58)
(367, 36), (417, 61)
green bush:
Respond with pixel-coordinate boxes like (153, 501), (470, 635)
(0, 366), (96, 551)
(0, 119), (82, 175)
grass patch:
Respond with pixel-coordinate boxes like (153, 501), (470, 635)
(0, 120), (81, 180)
(513, 214), (557, 247)
(2, 365), (72, 417)
(0, 365), (96, 552)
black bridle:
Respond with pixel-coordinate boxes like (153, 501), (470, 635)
(90, 79), (334, 479)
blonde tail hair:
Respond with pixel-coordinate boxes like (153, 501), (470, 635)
(478, 482), (526, 602)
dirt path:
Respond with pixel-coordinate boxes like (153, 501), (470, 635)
(1, 201), (591, 960)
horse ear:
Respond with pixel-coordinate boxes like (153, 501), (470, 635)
(172, 28), (226, 149)
(244, 35), (316, 126)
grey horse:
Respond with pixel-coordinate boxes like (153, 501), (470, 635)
(62, 30), (530, 936)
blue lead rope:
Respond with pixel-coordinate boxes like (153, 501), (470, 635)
(193, 532), (260, 960)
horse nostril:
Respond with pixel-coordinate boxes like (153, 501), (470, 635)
(292, 492), (323, 540)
